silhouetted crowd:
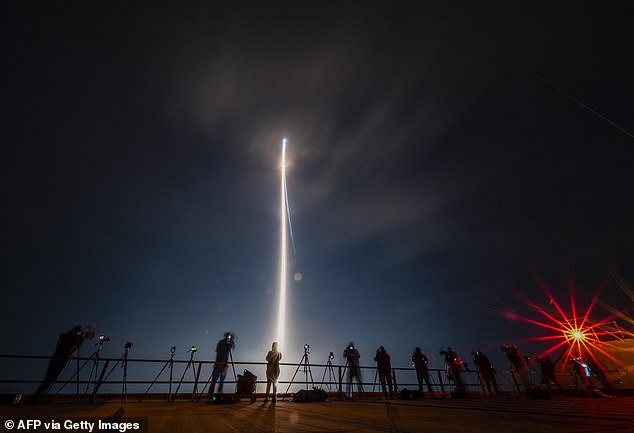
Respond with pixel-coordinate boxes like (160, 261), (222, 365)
(34, 325), (614, 403)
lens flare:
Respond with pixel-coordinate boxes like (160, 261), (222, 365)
(568, 329), (585, 342)
(491, 268), (627, 372)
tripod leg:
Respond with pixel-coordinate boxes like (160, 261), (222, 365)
(342, 359), (350, 398)
(85, 355), (98, 395)
(139, 361), (169, 402)
(92, 359), (110, 402)
(196, 367), (214, 402)
(351, 364), (365, 399)
(122, 354), (128, 404)
(173, 359), (193, 401)
(283, 353), (307, 399)
(328, 364), (336, 392)
(53, 352), (95, 396)
(229, 350), (238, 393)
(192, 362), (202, 400)
(76, 348), (80, 403)
(101, 357), (123, 385)
(168, 357), (174, 403)
(372, 369), (378, 394)
(320, 364), (328, 390)
(307, 361), (314, 388)
(391, 368), (399, 395)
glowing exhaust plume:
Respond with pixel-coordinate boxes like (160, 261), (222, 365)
(276, 138), (289, 352)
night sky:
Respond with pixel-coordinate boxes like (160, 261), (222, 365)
(2, 3), (634, 383)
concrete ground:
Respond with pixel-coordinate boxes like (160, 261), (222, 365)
(2, 397), (634, 433)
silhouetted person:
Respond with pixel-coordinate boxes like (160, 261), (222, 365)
(264, 341), (281, 403)
(35, 325), (94, 400)
(440, 347), (466, 395)
(412, 347), (433, 397)
(374, 346), (394, 399)
(535, 355), (562, 393)
(570, 355), (593, 397)
(207, 332), (235, 400)
(472, 350), (500, 396)
(586, 357), (612, 393)
(501, 344), (532, 392)
(343, 342), (362, 399)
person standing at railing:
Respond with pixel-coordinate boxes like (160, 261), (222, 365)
(440, 347), (467, 397)
(264, 341), (281, 403)
(535, 355), (562, 394)
(501, 343), (532, 393)
(343, 342), (363, 399)
(374, 346), (394, 399)
(412, 347), (433, 397)
(472, 350), (501, 396)
(34, 325), (94, 401)
(206, 332), (235, 401)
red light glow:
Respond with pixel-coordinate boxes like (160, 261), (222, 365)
(496, 268), (627, 372)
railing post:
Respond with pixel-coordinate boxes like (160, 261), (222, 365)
(338, 366), (343, 398)
(437, 370), (446, 398)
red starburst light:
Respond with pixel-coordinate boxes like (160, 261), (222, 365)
(502, 269), (625, 371)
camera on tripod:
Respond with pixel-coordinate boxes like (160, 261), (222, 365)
(124, 341), (133, 349)
(344, 343), (356, 358)
(98, 335), (111, 344)
(170, 346), (176, 354)
(190, 345), (197, 353)
(304, 344), (310, 353)
(329, 352), (334, 360)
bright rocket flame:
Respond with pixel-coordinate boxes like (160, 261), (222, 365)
(276, 138), (288, 352)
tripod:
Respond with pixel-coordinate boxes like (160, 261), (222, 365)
(319, 353), (337, 392)
(54, 341), (107, 401)
(101, 343), (132, 403)
(85, 339), (108, 401)
(284, 345), (314, 399)
(342, 355), (365, 399)
(139, 349), (176, 402)
(172, 349), (199, 402)
(197, 349), (238, 402)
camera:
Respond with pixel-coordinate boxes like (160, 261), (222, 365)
(124, 341), (133, 349)
(190, 345), (198, 353)
(78, 330), (95, 340)
(329, 352), (334, 360)
(304, 344), (310, 353)
(170, 346), (176, 354)
(98, 335), (111, 343)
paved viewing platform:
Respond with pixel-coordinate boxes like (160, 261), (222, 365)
(2, 397), (633, 433)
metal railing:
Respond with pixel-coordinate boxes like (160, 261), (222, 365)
(0, 353), (581, 402)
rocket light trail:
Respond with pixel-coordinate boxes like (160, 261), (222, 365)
(276, 138), (291, 352)
(284, 157), (297, 255)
